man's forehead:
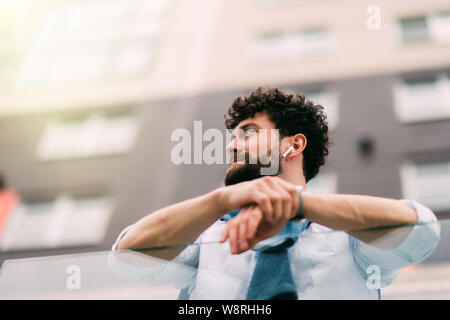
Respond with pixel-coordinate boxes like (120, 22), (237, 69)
(233, 113), (275, 131)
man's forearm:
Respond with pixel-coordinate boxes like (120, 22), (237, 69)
(303, 193), (418, 231)
(117, 188), (226, 250)
(116, 176), (302, 252)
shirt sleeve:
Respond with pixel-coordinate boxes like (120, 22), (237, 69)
(107, 224), (201, 289)
(111, 224), (134, 251)
(350, 199), (441, 287)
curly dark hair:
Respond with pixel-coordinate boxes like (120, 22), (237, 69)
(225, 87), (331, 182)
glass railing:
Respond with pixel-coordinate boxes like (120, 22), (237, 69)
(0, 219), (448, 299)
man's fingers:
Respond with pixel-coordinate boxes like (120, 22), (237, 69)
(220, 207), (261, 254)
(263, 178), (287, 224)
(247, 206), (262, 239)
(238, 216), (248, 251)
(228, 221), (239, 254)
(252, 191), (273, 221)
(219, 224), (229, 243)
(283, 189), (294, 221)
(272, 176), (297, 194)
(275, 187), (292, 222)
(272, 177), (298, 219)
(241, 177), (299, 225)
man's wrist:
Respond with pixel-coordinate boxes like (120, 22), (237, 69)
(291, 186), (305, 221)
(210, 187), (230, 217)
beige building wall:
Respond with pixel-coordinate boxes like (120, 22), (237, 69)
(204, 0), (450, 91)
(0, 0), (449, 116)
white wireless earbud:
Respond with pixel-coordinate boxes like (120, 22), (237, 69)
(282, 146), (295, 159)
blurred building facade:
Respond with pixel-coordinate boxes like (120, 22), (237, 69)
(0, 0), (450, 268)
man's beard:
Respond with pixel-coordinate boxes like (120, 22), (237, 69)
(224, 152), (281, 186)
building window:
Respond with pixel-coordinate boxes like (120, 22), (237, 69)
(401, 160), (450, 212)
(0, 194), (113, 251)
(305, 89), (339, 130)
(248, 27), (333, 62)
(10, 0), (173, 89)
(399, 11), (450, 44)
(283, 87), (339, 130)
(430, 11), (450, 43)
(394, 74), (450, 123)
(305, 171), (337, 194)
(36, 109), (139, 161)
(399, 16), (429, 42)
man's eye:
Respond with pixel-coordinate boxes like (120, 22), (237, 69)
(232, 129), (256, 140)
(245, 130), (257, 137)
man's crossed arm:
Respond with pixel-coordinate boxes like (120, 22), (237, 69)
(117, 176), (423, 258)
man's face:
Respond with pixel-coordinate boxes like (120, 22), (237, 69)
(224, 112), (284, 186)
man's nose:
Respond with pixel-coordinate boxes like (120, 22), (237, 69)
(225, 139), (235, 153)
(226, 136), (244, 158)
(225, 134), (234, 150)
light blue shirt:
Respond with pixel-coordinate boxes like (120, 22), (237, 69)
(108, 198), (440, 299)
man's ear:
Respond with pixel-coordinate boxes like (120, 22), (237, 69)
(292, 133), (307, 156)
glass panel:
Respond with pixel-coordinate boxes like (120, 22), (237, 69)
(405, 77), (437, 92)
(0, 219), (447, 299)
(416, 161), (450, 178)
(429, 11), (450, 43)
(400, 16), (429, 42)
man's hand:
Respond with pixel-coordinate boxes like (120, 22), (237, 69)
(217, 176), (299, 224)
(219, 205), (290, 254)
(217, 176), (300, 254)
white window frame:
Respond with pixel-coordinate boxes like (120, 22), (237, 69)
(393, 73), (450, 123)
(248, 27), (334, 62)
(396, 11), (450, 44)
(305, 88), (339, 131)
(429, 11), (450, 43)
(36, 110), (140, 161)
(305, 171), (337, 194)
(396, 15), (429, 43)
(0, 194), (113, 251)
(282, 87), (339, 130)
(401, 160), (450, 212)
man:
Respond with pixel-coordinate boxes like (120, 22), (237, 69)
(110, 87), (440, 299)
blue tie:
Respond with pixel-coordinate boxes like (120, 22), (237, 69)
(221, 209), (310, 300)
